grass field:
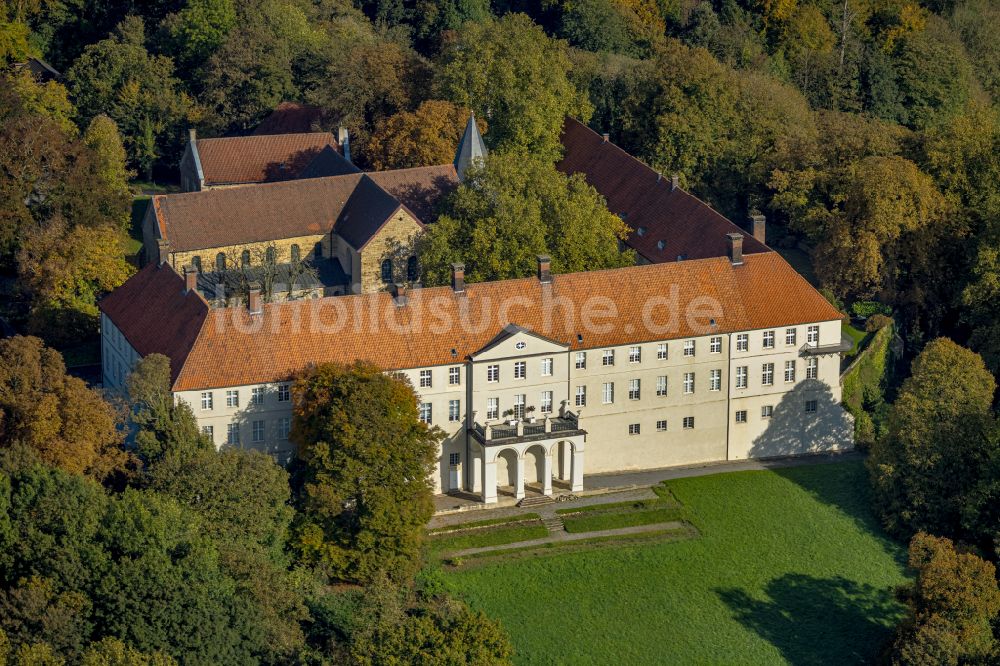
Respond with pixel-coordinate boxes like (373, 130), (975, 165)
(441, 461), (908, 665)
(429, 522), (549, 553)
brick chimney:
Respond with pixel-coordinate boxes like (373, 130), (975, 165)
(726, 233), (744, 266)
(248, 283), (262, 315)
(338, 127), (351, 163)
(391, 283), (407, 306)
(184, 264), (198, 293)
(602, 132), (610, 143)
(537, 255), (552, 284)
(671, 174), (679, 191)
(748, 213), (766, 244)
(451, 263), (465, 293)
(188, 128), (196, 143)
(157, 239), (170, 266)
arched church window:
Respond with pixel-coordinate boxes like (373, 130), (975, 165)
(407, 256), (418, 282)
(381, 259), (393, 283)
(216, 253), (226, 272)
(241, 249), (250, 267)
(290, 244), (300, 262)
(192, 256), (202, 272)
(265, 246), (276, 264)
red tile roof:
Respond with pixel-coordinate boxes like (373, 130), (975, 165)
(195, 132), (336, 186)
(557, 118), (769, 263)
(251, 102), (326, 136)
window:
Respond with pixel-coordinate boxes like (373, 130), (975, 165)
(575, 351), (587, 369)
(251, 386), (265, 405)
(806, 357), (819, 379)
(628, 423), (641, 435)
(419, 402), (432, 424)
(684, 340), (695, 356)
(784, 360), (796, 383)
(710, 336), (722, 353)
(602, 349), (615, 366)
(683, 372), (695, 394)
(736, 334), (749, 352)
(682, 416), (695, 429)
(241, 249), (250, 267)
(602, 382), (614, 404)
(202, 425), (214, 440)
(278, 418), (291, 440)
(201, 392), (214, 410)
(449, 453), (460, 466)
(290, 244), (300, 262)
(805, 400), (818, 413)
(656, 376), (667, 396)
(192, 255), (202, 272)
(575, 385), (587, 406)
(278, 384), (290, 402)
(449, 366), (461, 385)
(513, 361), (526, 379)
(513, 394), (526, 419)
(656, 420), (668, 432)
(736, 366), (748, 389)
(487, 397), (499, 420)
(406, 256), (418, 282)
(381, 259), (393, 283)
(216, 252), (225, 272)
(657, 343), (668, 360)
(786, 328), (797, 345)
(709, 369), (721, 391)
(540, 391), (553, 413)
(252, 420), (265, 443)
(762, 363), (774, 386)
(541, 358), (553, 376)
(449, 399), (461, 422)
(226, 390), (239, 408)
(735, 410), (747, 423)
(628, 379), (641, 400)
(629, 346), (641, 363)
(419, 369), (432, 388)
(487, 364), (499, 382)
(265, 246), (276, 264)
(227, 423), (240, 445)
(761, 405), (773, 419)
(763, 330), (775, 349)
(807, 325), (819, 344)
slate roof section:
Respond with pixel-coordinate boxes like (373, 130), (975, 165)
(557, 118), (769, 263)
(335, 176), (408, 250)
(299, 145), (361, 179)
(454, 113), (487, 180)
(367, 165), (459, 223)
(195, 132), (336, 186)
(251, 102), (326, 135)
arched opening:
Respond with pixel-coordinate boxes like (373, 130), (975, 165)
(216, 253), (226, 272)
(241, 249), (250, 267)
(191, 255), (202, 273)
(313, 241), (323, 259)
(290, 244), (300, 262)
(380, 258), (393, 283)
(406, 255), (418, 282)
(523, 444), (547, 494)
(265, 246), (276, 264)
(554, 440), (574, 483)
(495, 448), (518, 497)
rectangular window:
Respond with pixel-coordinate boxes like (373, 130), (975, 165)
(575, 351), (587, 369)
(419, 402), (432, 424)
(541, 358), (553, 376)
(805, 400), (818, 413)
(736, 334), (749, 352)
(487, 397), (499, 420)
(448, 399), (461, 422)
(657, 343), (668, 360)
(784, 360), (796, 383)
(227, 423), (239, 445)
(806, 357), (819, 379)
(709, 369), (721, 391)
(656, 420), (668, 432)
(762, 363), (774, 386)
(278, 417), (291, 440)
(682, 416), (695, 430)
(419, 369), (432, 388)
(487, 364), (499, 382)
(786, 328), (797, 345)
(278, 384), (290, 402)
(763, 330), (775, 349)
(656, 376), (667, 396)
(225, 390), (239, 408)
(629, 346), (641, 363)
(201, 425), (214, 440)
(575, 385), (586, 406)
(201, 392), (213, 410)
(628, 379), (641, 400)
(449, 366), (461, 385)
(684, 340), (695, 356)
(602, 382), (614, 404)
(736, 366), (748, 389)
(449, 452), (460, 466)
(807, 325), (819, 344)
(251, 386), (265, 405)
(252, 420), (265, 443)
(540, 391), (553, 413)
(683, 372), (695, 394)
(602, 349), (615, 366)
(513, 361), (526, 380)
(513, 394), (526, 419)
(628, 423), (641, 435)
(761, 405), (774, 419)
(735, 410), (747, 423)
(710, 336), (722, 354)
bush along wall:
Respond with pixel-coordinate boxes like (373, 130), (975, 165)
(842, 320), (897, 448)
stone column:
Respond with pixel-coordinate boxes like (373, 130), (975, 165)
(483, 459), (497, 504)
(560, 442), (572, 480)
(571, 445), (584, 493)
(515, 456), (526, 500)
(543, 454), (553, 496)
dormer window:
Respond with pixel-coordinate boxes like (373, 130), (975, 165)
(637, 226), (647, 237)
(657, 240), (665, 251)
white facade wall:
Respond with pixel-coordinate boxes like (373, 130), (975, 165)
(101, 313), (141, 391)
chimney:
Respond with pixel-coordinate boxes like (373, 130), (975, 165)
(602, 132), (610, 143)
(188, 128), (196, 143)
(338, 126), (351, 163)
(726, 233), (744, 266)
(748, 213), (766, 244)
(157, 239), (170, 266)
(184, 264), (198, 293)
(537, 255), (552, 284)
(391, 283), (407, 306)
(451, 263), (465, 293)
(248, 283), (262, 315)
(671, 174), (679, 191)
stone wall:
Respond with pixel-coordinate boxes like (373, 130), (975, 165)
(358, 210), (423, 293)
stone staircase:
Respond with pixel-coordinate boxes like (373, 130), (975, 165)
(517, 495), (555, 508)
(541, 516), (565, 532)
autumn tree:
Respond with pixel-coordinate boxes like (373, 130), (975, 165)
(364, 100), (481, 171)
(82, 115), (133, 210)
(291, 362), (440, 583)
(417, 152), (633, 285)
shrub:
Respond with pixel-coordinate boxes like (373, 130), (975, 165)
(852, 300), (891, 318)
(819, 287), (844, 312)
(866, 313), (893, 332)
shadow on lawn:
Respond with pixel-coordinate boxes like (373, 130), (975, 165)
(717, 574), (901, 665)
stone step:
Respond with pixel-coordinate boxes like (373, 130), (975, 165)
(542, 517), (565, 532)
(518, 495), (555, 508)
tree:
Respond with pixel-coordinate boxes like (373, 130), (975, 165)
(435, 13), (592, 160)
(79, 637), (175, 666)
(82, 116), (132, 212)
(0, 336), (131, 481)
(364, 100), (481, 171)
(417, 152), (633, 285)
(291, 362), (440, 583)
(159, 0), (237, 76)
(867, 338), (997, 540)
(890, 533), (1000, 665)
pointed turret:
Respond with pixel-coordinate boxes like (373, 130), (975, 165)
(453, 112), (487, 181)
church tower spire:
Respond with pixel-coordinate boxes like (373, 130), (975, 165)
(453, 112), (487, 181)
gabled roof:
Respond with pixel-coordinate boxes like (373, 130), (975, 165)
(252, 102), (326, 136)
(471, 323), (569, 358)
(367, 165), (459, 223)
(454, 113), (487, 180)
(195, 132), (336, 186)
(299, 145), (361, 179)
(557, 118), (769, 263)
(336, 175), (409, 250)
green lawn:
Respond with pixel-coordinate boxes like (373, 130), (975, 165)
(429, 522), (549, 553)
(842, 321), (871, 363)
(441, 462), (908, 665)
(561, 505), (686, 533)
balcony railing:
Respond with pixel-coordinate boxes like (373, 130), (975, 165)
(470, 412), (585, 444)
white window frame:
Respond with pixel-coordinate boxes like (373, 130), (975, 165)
(448, 399), (461, 422)
(202, 425), (214, 439)
(513, 361), (526, 380)
(657, 343), (668, 360)
(807, 325), (819, 345)
(278, 417), (291, 440)
(763, 330), (775, 349)
(682, 416), (694, 430)
(683, 372), (695, 394)
(762, 363), (774, 386)
(628, 423), (641, 435)
(806, 357), (819, 379)
(736, 334), (749, 352)
(419, 402), (432, 424)
(277, 384), (290, 402)
(486, 397), (499, 420)
(629, 346), (641, 363)
(540, 391), (553, 413)
(710, 336), (722, 354)
(487, 364), (499, 383)
(656, 420), (667, 432)
(575, 385), (586, 406)
(449, 452), (460, 466)
(513, 394), (526, 419)
(251, 386), (265, 405)
(656, 376), (667, 396)
(683, 340), (695, 356)
(226, 423), (239, 445)
(201, 392), (213, 410)
(602, 382), (614, 404)
(735, 410), (747, 423)
(784, 360), (796, 383)
(541, 358), (553, 377)
(761, 405), (774, 419)
(575, 351), (587, 369)
(225, 390), (239, 408)
(785, 328), (797, 346)
(602, 349), (615, 366)
(736, 366), (748, 389)
(628, 378), (640, 400)
(805, 400), (818, 413)
(449, 366), (461, 385)
(252, 420), (265, 443)
(419, 369), (432, 388)
(709, 369), (721, 391)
